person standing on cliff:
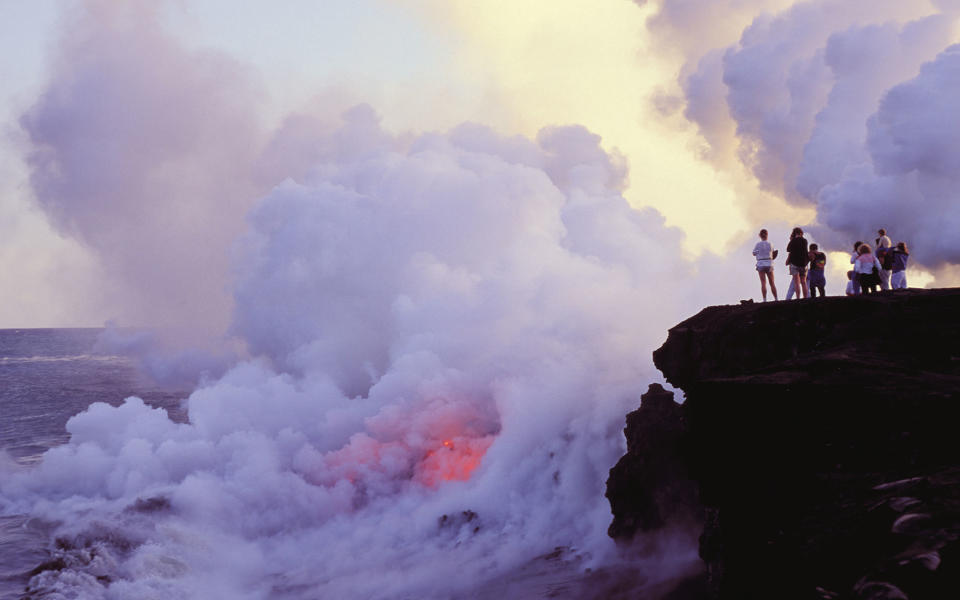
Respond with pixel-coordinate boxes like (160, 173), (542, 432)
(849, 241), (863, 294)
(891, 242), (910, 289)
(786, 227), (809, 299)
(854, 243), (883, 293)
(752, 229), (778, 301)
(807, 244), (826, 297)
(876, 229), (893, 290)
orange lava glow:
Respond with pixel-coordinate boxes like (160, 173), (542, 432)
(416, 435), (494, 487)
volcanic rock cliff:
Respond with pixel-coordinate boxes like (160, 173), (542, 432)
(607, 288), (960, 600)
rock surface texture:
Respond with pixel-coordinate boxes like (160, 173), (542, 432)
(607, 289), (960, 600)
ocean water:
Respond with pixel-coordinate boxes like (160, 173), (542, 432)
(0, 329), (187, 599)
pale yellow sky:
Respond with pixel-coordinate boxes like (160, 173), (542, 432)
(2, 0), (952, 327)
(390, 0), (813, 254)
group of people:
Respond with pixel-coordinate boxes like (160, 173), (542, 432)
(752, 227), (910, 302)
(847, 229), (910, 295)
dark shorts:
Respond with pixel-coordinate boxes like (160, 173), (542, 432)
(789, 265), (807, 276)
(756, 265), (773, 273)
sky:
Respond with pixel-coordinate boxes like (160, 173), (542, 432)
(0, 0), (957, 332)
(0, 0), (778, 328)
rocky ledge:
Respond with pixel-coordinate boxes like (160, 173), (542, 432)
(607, 288), (960, 600)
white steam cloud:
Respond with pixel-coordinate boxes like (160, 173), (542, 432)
(20, 2), (269, 342)
(3, 5), (716, 591)
(652, 0), (960, 270)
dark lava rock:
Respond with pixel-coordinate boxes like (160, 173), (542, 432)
(607, 289), (960, 600)
(606, 383), (700, 539)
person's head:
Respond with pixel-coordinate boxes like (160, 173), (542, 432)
(878, 228), (886, 236)
(858, 243), (872, 255)
(897, 241), (907, 252)
(792, 227), (804, 238)
(847, 270), (854, 280)
(854, 241), (863, 251)
(759, 228), (768, 240)
(809, 243), (818, 252)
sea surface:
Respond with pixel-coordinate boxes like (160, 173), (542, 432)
(0, 329), (188, 599)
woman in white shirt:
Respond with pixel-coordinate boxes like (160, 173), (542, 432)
(752, 229), (778, 301)
(854, 243), (883, 294)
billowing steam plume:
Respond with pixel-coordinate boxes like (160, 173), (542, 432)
(653, 0), (960, 269)
(2, 5), (714, 596)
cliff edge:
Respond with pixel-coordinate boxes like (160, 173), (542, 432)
(607, 288), (960, 600)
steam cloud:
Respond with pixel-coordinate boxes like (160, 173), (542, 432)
(3, 108), (705, 598)
(20, 2), (269, 342)
(2, 4), (720, 596)
(654, 0), (960, 269)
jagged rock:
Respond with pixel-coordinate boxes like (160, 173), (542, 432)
(606, 289), (960, 599)
(606, 383), (700, 540)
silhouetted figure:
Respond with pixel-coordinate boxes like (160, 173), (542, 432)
(786, 227), (809, 299)
(807, 244), (826, 297)
(849, 241), (863, 294)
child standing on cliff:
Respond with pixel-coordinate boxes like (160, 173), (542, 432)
(807, 244), (827, 297)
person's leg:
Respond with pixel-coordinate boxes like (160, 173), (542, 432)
(786, 276), (795, 300)
(880, 269), (891, 290)
(817, 284), (825, 297)
(891, 271), (906, 289)
(768, 270), (778, 300)
(758, 271), (767, 301)
(799, 271), (809, 299)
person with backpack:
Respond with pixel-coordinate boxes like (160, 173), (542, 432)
(752, 228), (779, 301)
(786, 227), (810, 299)
(854, 243), (883, 294)
(891, 242), (910, 289)
(807, 243), (827, 297)
(876, 229), (893, 290)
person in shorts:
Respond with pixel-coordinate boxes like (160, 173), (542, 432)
(786, 227), (809, 299)
(752, 229), (778, 301)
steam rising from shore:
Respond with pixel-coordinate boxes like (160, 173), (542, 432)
(5, 24), (707, 591)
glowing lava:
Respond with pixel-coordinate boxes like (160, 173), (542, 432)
(415, 436), (494, 487)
